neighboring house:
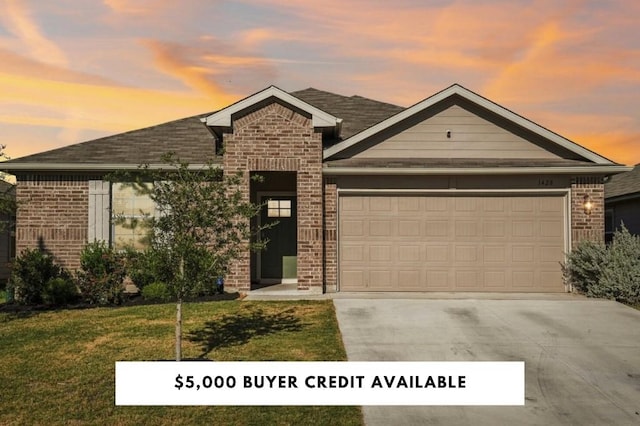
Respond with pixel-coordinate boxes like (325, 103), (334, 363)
(604, 164), (640, 242)
(0, 180), (16, 282)
(2, 84), (631, 294)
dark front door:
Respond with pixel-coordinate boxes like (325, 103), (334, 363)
(260, 196), (297, 281)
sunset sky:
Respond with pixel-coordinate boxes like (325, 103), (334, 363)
(1, 0), (639, 165)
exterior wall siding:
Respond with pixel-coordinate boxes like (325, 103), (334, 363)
(354, 105), (560, 160)
(570, 178), (605, 247)
(223, 102), (324, 292)
(15, 176), (89, 270)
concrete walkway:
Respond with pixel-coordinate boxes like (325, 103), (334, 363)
(334, 298), (640, 425)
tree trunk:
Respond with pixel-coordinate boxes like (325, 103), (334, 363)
(175, 299), (182, 361)
(175, 255), (185, 361)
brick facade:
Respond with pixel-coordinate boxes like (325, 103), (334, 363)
(223, 102), (324, 291)
(323, 180), (337, 292)
(570, 178), (605, 247)
(15, 175), (89, 270)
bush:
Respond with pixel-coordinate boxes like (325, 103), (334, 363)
(43, 277), (79, 306)
(9, 249), (69, 305)
(562, 240), (607, 295)
(564, 226), (640, 305)
(141, 281), (172, 302)
(76, 242), (126, 305)
(122, 248), (172, 290)
(598, 227), (640, 305)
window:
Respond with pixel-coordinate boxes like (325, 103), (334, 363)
(111, 183), (155, 250)
(267, 199), (291, 218)
(605, 208), (614, 243)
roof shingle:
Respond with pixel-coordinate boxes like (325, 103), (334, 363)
(9, 112), (218, 165)
(6, 88), (403, 167)
(291, 88), (404, 139)
(605, 164), (640, 199)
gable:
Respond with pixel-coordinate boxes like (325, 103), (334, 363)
(324, 84), (617, 165)
(352, 103), (561, 160)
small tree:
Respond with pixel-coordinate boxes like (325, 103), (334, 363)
(0, 144), (16, 233)
(112, 154), (269, 360)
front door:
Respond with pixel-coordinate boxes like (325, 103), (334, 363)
(260, 195), (297, 282)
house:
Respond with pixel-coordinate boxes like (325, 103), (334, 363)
(3, 84), (631, 294)
(604, 164), (640, 241)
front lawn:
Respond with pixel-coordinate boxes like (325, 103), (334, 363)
(0, 300), (362, 425)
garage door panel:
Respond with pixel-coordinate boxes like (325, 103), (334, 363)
(398, 197), (420, 211)
(341, 197), (364, 212)
(512, 221), (535, 237)
(398, 245), (421, 262)
(455, 221), (479, 237)
(454, 245), (479, 262)
(540, 246), (563, 262)
(483, 221), (507, 237)
(342, 220), (365, 236)
(339, 194), (566, 292)
(369, 270), (392, 289)
(426, 270), (451, 290)
(370, 197), (392, 212)
(540, 220), (564, 237)
(342, 270), (365, 289)
(484, 245), (506, 262)
(425, 197), (448, 211)
(398, 220), (421, 236)
(398, 270), (420, 285)
(512, 245), (535, 262)
(512, 270), (535, 287)
(426, 245), (449, 262)
(512, 198), (534, 212)
(484, 270), (507, 289)
(455, 270), (480, 289)
(426, 220), (450, 237)
(483, 197), (505, 212)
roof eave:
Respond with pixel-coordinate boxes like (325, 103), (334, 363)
(605, 192), (640, 203)
(322, 165), (633, 176)
(2, 163), (219, 172)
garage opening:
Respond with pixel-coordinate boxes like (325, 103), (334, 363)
(338, 194), (567, 292)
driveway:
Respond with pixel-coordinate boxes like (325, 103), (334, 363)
(333, 297), (640, 425)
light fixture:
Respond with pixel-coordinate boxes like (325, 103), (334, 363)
(446, 130), (451, 138)
(583, 194), (593, 215)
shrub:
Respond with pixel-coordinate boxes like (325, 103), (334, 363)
(562, 240), (607, 295)
(76, 242), (126, 305)
(141, 281), (172, 302)
(122, 248), (172, 290)
(598, 227), (640, 305)
(43, 277), (79, 306)
(564, 226), (640, 305)
(9, 249), (69, 305)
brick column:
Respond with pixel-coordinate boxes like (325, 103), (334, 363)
(571, 177), (605, 248)
(323, 180), (337, 292)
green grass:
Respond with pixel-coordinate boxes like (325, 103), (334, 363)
(0, 300), (363, 425)
(0, 289), (5, 304)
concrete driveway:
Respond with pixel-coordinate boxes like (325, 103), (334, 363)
(333, 297), (640, 425)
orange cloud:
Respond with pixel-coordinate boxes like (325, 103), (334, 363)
(573, 132), (640, 166)
(142, 40), (242, 102)
(1, 0), (67, 67)
(0, 71), (229, 149)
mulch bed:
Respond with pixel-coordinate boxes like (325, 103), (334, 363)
(0, 291), (242, 314)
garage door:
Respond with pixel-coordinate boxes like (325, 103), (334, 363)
(339, 194), (566, 292)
